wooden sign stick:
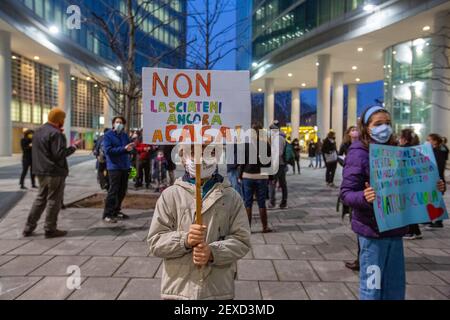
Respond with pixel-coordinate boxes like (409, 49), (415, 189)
(194, 143), (202, 225)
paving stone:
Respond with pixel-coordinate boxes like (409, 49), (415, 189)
(0, 255), (16, 266)
(421, 264), (450, 284)
(30, 256), (91, 276)
(242, 249), (254, 259)
(114, 257), (161, 278)
(252, 244), (287, 260)
(68, 277), (128, 300)
(8, 239), (64, 255)
(79, 240), (125, 256)
(114, 241), (149, 257)
(155, 263), (163, 279)
(263, 232), (295, 244)
(234, 281), (261, 300)
(44, 240), (94, 256)
(283, 244), (323, 260)
(411, 248), (450, 264)
(298, 224), (329, 233)
(404, 247), (434, 264)
(314, 244), (356, 261)
(310, 260), (359, 282)
(414, 238), (450, 249)
(303, 282), (356, 300)
(290, 233), (325, 245)
(406, 285), (448, 300)
(0, 240), (29, 255)
(0, 277), (42, 300)
(259, 281), (309, 300)
(80, 256), (126, 276)
(0, 256), (53, 276)
(273, 260), (319, 281)
(406, 263), (447, 285)
(433, 285), (450, 298)
(16, 277), (75, 300)
(118, 278), (161, 300)
(237, 260), (277, 281)
(249, 234), (265, 245)
(319, 234), (356, 247)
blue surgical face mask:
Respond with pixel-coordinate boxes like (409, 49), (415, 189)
(370, 124), (393, 144)
(114, 123), (124, 132)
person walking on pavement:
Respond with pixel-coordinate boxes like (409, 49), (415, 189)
(308, 140), (316, 168)
(315, 138), (323, 168)
(102, 116), (134, 223)
(22, 108), (81, 238)
(19, 129), (36, 190)
(226, 142), (243, 197)
(164, 145), (177, 186)
(322, 131), (338, 187)
(268, 120), (288, 209)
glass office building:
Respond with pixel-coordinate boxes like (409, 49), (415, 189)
(384, 38), (433, 141)
(253, 0), (389, 61)
(1, 0), (187, 153)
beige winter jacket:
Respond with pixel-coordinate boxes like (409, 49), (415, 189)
(147, 177), (251, 300)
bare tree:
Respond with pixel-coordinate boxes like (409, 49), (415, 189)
(187, 0), (248, 70)
(78, 0), (188, 130)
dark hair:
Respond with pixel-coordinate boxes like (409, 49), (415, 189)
(112, 116), (126, 125)
(327, 131), (336, 139)
(342, 126), (357, 145)
(428, 133), (443, 145)
(358, 107), (396, 148)
(400, 129), (420, 146)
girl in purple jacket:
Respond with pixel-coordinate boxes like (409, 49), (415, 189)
(341, 106), (445, 300)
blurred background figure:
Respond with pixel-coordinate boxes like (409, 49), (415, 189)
(19, 129), (36, 190)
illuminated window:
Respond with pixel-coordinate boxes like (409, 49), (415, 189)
(11, 99), (20, 122)
(22, 103), (31, 123)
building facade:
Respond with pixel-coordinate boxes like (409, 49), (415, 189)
(0, 0), (187, 155)
(236, 0), (253, 70)
(250, 0), (450, 146)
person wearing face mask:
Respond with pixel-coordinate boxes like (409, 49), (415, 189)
(322, 131), (338, 187)
(147, 144), (251, 300)
(102, 116), (135, 223)
(23, 108), (81, 238)
(19, 129), (37, 190)
(341, 106), (446, 300)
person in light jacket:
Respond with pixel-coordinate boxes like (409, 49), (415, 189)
(147, 144), (251, 300)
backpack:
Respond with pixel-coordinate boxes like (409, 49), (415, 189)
(284, 143), (296, 165)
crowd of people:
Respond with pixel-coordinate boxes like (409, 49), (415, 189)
(18, 105), (449, 301)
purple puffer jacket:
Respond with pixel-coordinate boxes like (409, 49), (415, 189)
(340, 140), (408, 238)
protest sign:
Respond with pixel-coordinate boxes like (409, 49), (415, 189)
(370, 143), (448, 232)
(142, 68), (251, 145)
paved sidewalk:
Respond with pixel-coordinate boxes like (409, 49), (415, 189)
(0, 160), (450, 300)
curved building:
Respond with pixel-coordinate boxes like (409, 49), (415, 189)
(0, 0), (187, 155)
(250, 0), (450, 145)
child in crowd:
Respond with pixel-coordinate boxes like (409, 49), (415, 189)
(340, 106), (445, 300)
(147, 144), (251, 300)
(152, 150), (168, 192)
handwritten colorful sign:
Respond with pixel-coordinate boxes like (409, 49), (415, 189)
(370, 143), (448, 232)
(142, 68), (251, 145)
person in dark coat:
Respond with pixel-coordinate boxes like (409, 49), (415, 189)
(425, 133), (449, 230)
(308, 140), (316, 168)
(322, 131), (338, 187)
(23, 108), (81, 238)
(19, 129), (36, 189)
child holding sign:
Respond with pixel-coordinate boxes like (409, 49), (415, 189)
(147, 144), (251, 300)
(340, 106), (446, 300)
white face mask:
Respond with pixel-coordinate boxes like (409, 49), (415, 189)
(185, 157), (217, 179)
